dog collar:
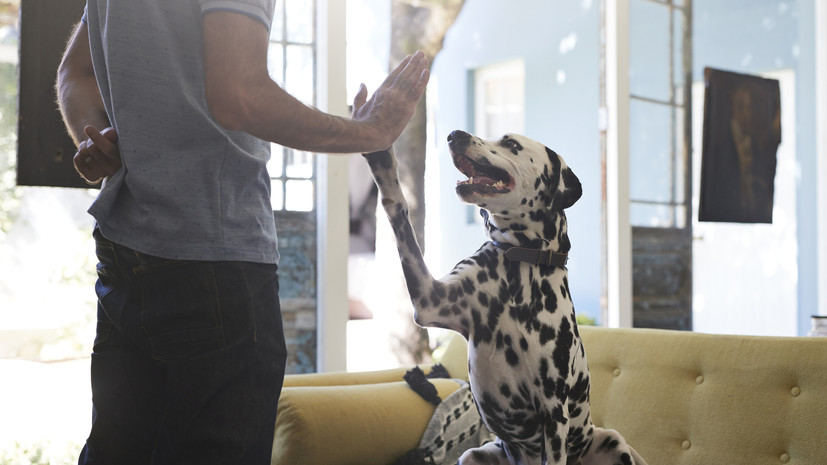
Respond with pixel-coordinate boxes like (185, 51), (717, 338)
(492, 241), (568, 268)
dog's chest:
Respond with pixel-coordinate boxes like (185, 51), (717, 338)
(462, 256), (587, 436)
(465, 258), (573, 349)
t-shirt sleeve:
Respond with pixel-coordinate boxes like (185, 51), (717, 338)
(199, 0), (275, 29)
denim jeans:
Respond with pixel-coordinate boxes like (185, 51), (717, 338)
(78, 229), (287, 465)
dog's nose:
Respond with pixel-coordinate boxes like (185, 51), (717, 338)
(447, 130), (471, 145)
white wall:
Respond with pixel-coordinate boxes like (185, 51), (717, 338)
(692, 71), (799, 336)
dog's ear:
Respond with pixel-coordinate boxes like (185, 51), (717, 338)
(545, 147), (582, 210)
(558, 167), (582, 209)
(479, 208), (491, 226)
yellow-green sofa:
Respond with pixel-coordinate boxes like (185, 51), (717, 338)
(272, 326), (827, 465)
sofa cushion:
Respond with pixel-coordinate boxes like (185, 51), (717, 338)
(272, 378), (463, 465)
(580, 326), (827, 465)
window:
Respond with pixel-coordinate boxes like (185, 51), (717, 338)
(473, 59), (525, 139)
(628, 0), (690, 228)
(470, 59), (525, 222)
(267, 0), (317, 212)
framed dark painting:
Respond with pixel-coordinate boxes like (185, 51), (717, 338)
(699, 68), (781, 223)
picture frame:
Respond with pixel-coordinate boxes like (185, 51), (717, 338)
(699, 68), (781, 223)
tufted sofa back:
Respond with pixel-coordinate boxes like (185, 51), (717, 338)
(580, 326), (827, 465)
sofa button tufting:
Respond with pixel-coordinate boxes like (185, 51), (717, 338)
(681, 440), (691, 450)
(695, 375), (704, 385)
(612, 368), (621, 377)
(790, 387), (801, 397)
(780, 453), (790, 463)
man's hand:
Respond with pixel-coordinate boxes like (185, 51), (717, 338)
(74, 126), (121, 185)
(351, 51), (430, 151)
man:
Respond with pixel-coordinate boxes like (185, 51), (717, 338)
(56, 1), (429, 464)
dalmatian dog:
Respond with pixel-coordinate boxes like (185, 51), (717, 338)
(363, 130), (646, 465)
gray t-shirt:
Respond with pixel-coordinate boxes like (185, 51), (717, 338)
(83, 0), (279, 264)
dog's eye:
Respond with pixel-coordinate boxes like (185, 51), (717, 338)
(501, 138), (522, 153)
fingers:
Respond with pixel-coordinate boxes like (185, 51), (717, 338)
(73, 141), (103, 185)
(386, 51), (428, 89)
(349, 50), (429, 151)
(396, 52), (429, 104)
(73, 125), (122, 184)
(99, 126), (119, 143)
(382, 52), (413, 84)
(352, 83), (368, 113)
(84, 125), (118, 155)
(413, 68), (430, 98)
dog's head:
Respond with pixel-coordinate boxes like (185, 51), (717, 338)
(449, 130), (581, 213)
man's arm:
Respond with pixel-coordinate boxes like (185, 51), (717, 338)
(56, 21), (121, 184)
(56, 21), (108, 145)
(202, 11), (429, 154)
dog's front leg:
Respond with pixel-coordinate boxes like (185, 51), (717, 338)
(363, 148), (467, 335)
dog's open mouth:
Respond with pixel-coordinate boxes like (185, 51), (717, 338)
(452, 152), (513, 196)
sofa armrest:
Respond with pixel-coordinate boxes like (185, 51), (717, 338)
(272, 378), (463, 465)
(283, 365), (438, 388)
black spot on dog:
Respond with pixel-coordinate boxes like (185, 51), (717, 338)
(539, 324), (555, 346)
(597, 436), (620, 453)
(550, 433), (563, 462)
(542, 375), (555, 399)
(362, 149), (394, 171)
(478, 291), (489, 307)
(505, 347), (519, 366)
(544, 290), (558, 313)
(552, 318), (573, 378)
(447, 287), (459, 303)
(569, 371), (590, 404)
(519, 337), (529, 351)
(462, 278), (475, 295)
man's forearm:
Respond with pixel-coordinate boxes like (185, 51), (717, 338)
(202, 11), (428, 155)
(216, 79), (379, 153)
(57, 73), (110, 146)
(56, 21), (110, 147)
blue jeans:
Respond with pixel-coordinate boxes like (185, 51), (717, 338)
(79, 229), (287, 465)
